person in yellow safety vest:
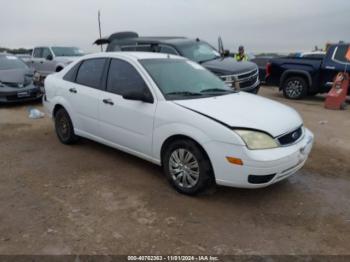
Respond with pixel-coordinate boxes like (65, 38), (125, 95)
(234, 46), (248, 62)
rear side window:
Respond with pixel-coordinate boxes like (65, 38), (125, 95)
(334, 45), (350, 63)
(135, 45), (152, 52)
(63, 62), (81, 82)
(76, 59), (106, 89)
(107, 59), (149, 96)
(121, 46), (136, 51)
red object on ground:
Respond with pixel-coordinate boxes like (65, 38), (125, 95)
(325, 72), (349, 110)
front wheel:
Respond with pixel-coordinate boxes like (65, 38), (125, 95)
(163, 139), (214, 195)
(282, 76), (308, 99)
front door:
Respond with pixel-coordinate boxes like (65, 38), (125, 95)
(99, 58), (156, 156)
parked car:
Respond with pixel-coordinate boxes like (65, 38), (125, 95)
(43, 52), (314, 195)
(0, 53), (42, 103)
(266, 43), (350, 99)
(28, 46), (85, 77)
(94, 32), (260, 93)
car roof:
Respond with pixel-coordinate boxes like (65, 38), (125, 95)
(110, 37), (204, 48)
(82, 51), (186, 61)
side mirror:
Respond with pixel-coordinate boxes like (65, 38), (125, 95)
(122, 89), (154, 104)
(46, 54), (53, 61)
(223, 50), (230, 57)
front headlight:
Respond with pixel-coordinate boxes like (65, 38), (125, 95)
(234, 130), (279, 150)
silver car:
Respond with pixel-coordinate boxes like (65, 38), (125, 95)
(0, 53), (42, 103)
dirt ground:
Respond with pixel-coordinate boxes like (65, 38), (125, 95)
(0, 87), (349, 255)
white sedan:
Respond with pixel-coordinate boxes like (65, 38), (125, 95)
(43, 52), (314, 195)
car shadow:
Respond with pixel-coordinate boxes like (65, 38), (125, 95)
(75, 137), (298, 203)
(0, 99), (42, 108)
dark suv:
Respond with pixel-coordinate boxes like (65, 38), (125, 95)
(95, 32), (260, 93)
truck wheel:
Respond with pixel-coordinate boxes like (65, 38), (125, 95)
(282, 76), (308, 100)
(162, 139), (215, 195)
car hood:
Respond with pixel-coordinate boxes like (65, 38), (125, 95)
(0, 68), (34, 87)
(174, 92), (303, 137)
(201, 57), (257, 75)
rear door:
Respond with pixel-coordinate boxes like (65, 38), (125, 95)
(99, 58), (156, 156)
(65, 58), (108, 137)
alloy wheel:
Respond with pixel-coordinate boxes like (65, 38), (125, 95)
(285, 80), (303, 98)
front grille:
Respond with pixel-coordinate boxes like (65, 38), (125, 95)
(220, 69), (259, 89)
(278, 127), (303, 146)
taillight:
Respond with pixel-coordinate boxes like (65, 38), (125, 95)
(266, 62), (272, 79)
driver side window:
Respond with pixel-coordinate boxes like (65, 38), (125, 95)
(107, 59), (150, 97)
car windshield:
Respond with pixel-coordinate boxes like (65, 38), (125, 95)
(140, 59), (234, 100)
(178, 42), (221, 63)
(0, 55), (28, 70)
(51, 47), (84, 57)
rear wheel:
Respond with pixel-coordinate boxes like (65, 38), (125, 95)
(54, 108), (78, 144)
(282, 76), (308, 99)
(163, 139), (214, 195)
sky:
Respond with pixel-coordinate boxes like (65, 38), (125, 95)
(0, 0), (349, 53)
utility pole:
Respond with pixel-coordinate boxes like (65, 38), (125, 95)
(98, 10), (103, 52)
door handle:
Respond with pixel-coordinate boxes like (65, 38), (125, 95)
(103, 98), (114, 105)
(325, 66), (335, 70)
(69, 88), (77, 94)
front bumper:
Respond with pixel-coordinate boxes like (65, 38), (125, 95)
(0, 85), (42, 104)
(204, 128), (314, 188)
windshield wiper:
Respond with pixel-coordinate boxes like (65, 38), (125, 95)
(198, 56), (220, 64)
(166, 91), (203, 96)
(200, 88), (235, 93)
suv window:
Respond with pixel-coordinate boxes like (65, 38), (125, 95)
(107, 59), (149, 96)
(42, 48), (52, 59)
(76, 58), (106, 89)
(334, 45), (350, 63)
(135, 45), (152, 52)
(159, 45), (178, 55)
(33, 48), (43, 58)
(121, 46), (136, 51)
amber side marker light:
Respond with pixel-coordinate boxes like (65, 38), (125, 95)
(226, 157), (244, 166)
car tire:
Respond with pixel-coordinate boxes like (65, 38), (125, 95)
(282, 76), (308, 100)
(162, 139), (214, 195)
(54, 108), (78, 145)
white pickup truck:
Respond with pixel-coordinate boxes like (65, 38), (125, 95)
(28, 46), (84, 80)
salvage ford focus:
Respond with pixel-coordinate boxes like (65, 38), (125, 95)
(43, 52), (314, 195)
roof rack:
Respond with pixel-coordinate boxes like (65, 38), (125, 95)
(94, 31), (139, 45)
(94, 31), (186, 45)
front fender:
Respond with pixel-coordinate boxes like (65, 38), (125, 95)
(280, 70), (312, 88)
(152, 123), (212, 162)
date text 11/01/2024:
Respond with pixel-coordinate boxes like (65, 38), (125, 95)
(127, 256), (219, 261)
